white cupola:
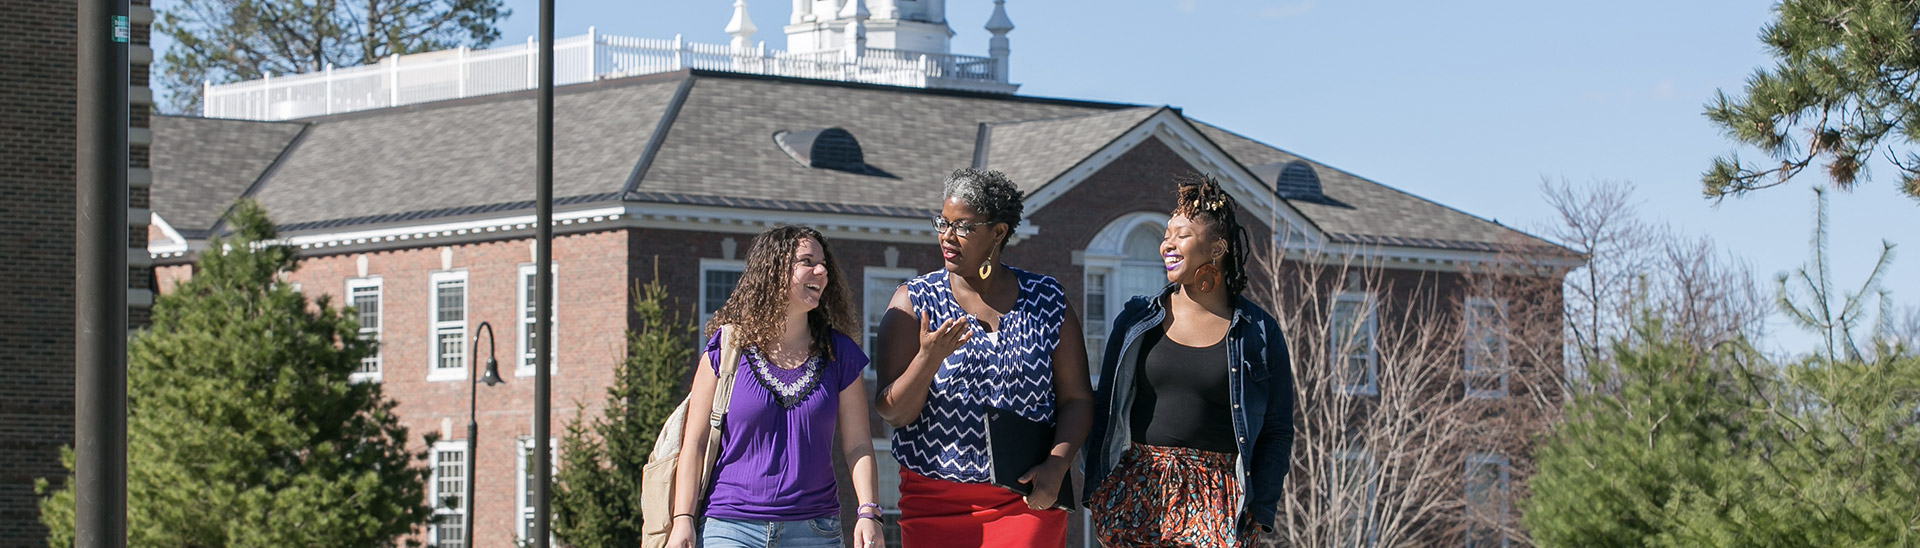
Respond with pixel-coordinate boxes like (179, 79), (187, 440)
(785, 0), (957, 55)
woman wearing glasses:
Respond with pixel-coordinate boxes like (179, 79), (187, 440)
(872, 168), (1095, 546)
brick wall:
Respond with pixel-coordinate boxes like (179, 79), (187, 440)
(0, 0), (78, 543)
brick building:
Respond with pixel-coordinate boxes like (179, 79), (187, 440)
(1, 0), (153, 544)
(148, 62), (1573, 546)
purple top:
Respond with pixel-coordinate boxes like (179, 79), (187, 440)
(701, 327), (868, 521)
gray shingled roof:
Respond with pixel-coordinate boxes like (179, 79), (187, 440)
(158, 69), (1561, 255)
(1191, 120), (1566, 253)
(636, 75), (1124, 209)
(249, 75), (683, 226)
(150, 115), (308, 237)
(981, 107), (1161, 195)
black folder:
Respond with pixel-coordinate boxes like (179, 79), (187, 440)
(983, 406), (1077, 510)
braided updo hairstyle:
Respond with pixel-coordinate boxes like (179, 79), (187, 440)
(1172, 174), (1251, 296)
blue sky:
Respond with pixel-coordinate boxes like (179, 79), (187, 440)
(158, 0), (1920, 354)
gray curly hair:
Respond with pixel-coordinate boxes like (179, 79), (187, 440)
(941, 168), (1024, 248)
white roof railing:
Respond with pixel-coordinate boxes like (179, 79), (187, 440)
(202, 27), (1014, 121)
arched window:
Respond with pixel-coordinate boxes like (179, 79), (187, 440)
(1082, 213), (1171, 376)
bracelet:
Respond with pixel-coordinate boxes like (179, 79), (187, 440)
(672, 513), (696, 521)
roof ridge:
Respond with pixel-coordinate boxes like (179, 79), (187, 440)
(986, 106), (1161, 128)
(622, 74), (698, 194)
(206, 121), (313, 236)
(1188, 118), (1573, 254)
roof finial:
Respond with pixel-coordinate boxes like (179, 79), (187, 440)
(986, 0), (1013, 82)
(726, 0), (758, 52)
(985, 0), (1014, 34)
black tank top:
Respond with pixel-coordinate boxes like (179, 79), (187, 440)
(1129, 325), (1236, 453)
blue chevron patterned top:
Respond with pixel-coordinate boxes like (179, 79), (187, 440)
(893, 266), (1067, 483)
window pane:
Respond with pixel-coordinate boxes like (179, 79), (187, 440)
(437, 280), (465, 322)
(704, 269), (743, 316)
(523, 271), (537, 318)
(438, 329), (465, 370)
(1123, 225), (1162, 261)
(353, 286), (380, 329)
(865, 276), (908, 351)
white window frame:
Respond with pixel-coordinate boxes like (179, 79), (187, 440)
(698, 259), (746, 329)
(1464, 297), (1510, 399)
(516, 263), (558, 377)
(516, 437), (557, 543)
(430, 440), (467, 548)
(1079, 213), (1172, 388)
(1330, 292), (1379, 396)
(347, 276), (383, 383)
(1335, 449), (1379, 548)
(1464, 453), (1512, 548)
(1082, 268), (1111, 385)
(428, 270), (469, 383)
(863, 267), (918, 380)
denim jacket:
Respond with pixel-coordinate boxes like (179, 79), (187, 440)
(1081, 284), (1296, 533)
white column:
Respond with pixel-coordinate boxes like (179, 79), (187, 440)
(791, 0), (807, 24)
(388, 54), (400, 106)
(324, 63), (334, 114)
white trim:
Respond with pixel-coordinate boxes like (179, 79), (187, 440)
(1463, 297), (1509, 399)
(516, 437), (557, 542)
(280, 204), (957, 256)
(429, 440), (467, 548)
(1019, 109), (1322, 246)
(348, 276), (384, 383)
(428, 270), (469, 383)
(1081, 212), (1172, 383)
(515, 263), (558, 377)
(148, 212), (189, 255)
(1280, 238), (1586, 272)
(862, 266), (918, 378)
(1464, 453), (1512, 548)
(1334, 449), (1380, 548)
(698, 259), (747, 328)
(1330, 292), (1378, 396)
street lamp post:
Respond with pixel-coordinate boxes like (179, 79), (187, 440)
(465, 321), (504, 548)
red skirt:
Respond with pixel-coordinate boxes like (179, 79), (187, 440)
(896, 467), (1068, 547)
(1088, 443), (1245, 548)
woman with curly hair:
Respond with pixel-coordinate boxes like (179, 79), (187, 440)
(872, 168), (1095, 546)
(666, 225), (886, 548)
(1083, 175), (1296, 547)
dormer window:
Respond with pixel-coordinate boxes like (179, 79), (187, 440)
(1274, 161), (1324, 202)
(774, 127), (878, 174)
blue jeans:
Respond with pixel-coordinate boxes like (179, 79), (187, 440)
(700, 515), (842, 548)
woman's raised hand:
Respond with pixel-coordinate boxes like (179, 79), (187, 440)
(917, 311), (972, 361)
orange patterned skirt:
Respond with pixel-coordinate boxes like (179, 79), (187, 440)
(1088, 443), (1245, 548)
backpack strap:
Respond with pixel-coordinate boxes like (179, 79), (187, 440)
(698, 324), (744, 491)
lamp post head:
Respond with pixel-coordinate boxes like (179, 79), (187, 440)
(480, 356), (504, 386)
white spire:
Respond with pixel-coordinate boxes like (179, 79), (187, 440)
(986, 0), (1013, 82)
(726, 0), (758, 51)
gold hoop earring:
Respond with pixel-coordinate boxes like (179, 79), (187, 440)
(1195, 263), (1220, 293)
(979, 253), (994, 279)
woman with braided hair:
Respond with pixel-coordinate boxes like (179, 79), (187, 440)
(1083, 175), (1297, 547)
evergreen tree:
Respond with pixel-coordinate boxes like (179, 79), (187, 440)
(36, 200), (435, 546)
(1521, 320), (1754, 547)
(1704, 0), (1920, 201)
(158, 0), (508, 113)
(552, 276), (697, 548)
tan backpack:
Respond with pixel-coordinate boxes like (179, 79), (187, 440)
(640, 325), (744, 548)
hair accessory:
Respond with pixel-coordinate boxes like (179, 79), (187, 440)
(1205, 196), (1227, 211)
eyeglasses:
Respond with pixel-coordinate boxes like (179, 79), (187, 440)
(932, 217), (985, 238)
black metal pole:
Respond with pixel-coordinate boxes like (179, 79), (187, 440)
(75, 0), (130, 546)
(464, 322), (493, 548)
(533, 0), (555, 547)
